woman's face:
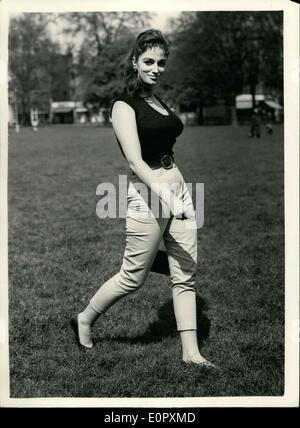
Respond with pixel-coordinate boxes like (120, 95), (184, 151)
(133, 46), (167, 86)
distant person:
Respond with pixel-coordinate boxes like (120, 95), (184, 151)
(71, 29), (216, 368)
(248, 108), (261, 138)
(30, 108), (39, 131)
(265, 111), (274, 135)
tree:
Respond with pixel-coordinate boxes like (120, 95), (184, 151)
(164, 11), (283, 124)
(161, 12), (246, 122)
(61, 12), (153, 56)
(59, 12), (153, 117)
(241, 12), (283, 105)
(74, 29), (136, 109)
(9, 13), (61, 124)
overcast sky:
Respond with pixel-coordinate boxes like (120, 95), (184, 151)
(150, 11), (181, 30)
(46, 11), (181, 53)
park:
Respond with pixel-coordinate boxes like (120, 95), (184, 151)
(8, 123), (284, 397)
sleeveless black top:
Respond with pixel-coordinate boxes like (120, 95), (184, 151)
(110, 92), (184, 163)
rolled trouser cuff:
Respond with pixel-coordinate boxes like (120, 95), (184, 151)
(177, 323), (197, 332)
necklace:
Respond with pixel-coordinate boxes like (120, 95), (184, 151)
(145, 96), (155, 103)
(144, 96), (169, 116)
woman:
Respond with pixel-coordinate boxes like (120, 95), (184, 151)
(71, 29), (214, 367)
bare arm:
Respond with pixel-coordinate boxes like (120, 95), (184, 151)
(111, 100), (190, 218)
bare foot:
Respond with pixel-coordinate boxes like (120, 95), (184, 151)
(183, 354), (216, 368)
(77, 313), (93, 348)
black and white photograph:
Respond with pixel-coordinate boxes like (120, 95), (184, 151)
(0, 0), (298, 408)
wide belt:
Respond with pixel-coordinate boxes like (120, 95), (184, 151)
(147, 154), (174, 170)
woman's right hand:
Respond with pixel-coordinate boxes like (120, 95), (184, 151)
(171, 197), (195, 220)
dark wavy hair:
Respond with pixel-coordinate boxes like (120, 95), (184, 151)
(122, 29), (171, 98)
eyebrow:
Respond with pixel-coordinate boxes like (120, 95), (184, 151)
(143, 57), (167, 61)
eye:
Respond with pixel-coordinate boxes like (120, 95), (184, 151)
(158, 61), (167, 67)
(144, 60), (154, 65)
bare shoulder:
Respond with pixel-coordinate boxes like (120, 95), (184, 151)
(112, 100), (135, 116)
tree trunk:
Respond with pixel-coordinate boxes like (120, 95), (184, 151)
(250, 81), (256, 110)
(230, 105), (238, 127)
(196, 104), (203, 125)
(21, 95), (29, 125)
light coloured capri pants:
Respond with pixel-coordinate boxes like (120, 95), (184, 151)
(90, 163), (198, 331)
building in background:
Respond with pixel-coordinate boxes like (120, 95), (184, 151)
(50, 101), (89, 124)
(236, 94), (283, 124)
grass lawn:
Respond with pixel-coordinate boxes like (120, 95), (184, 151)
(8, 123), (284, 398)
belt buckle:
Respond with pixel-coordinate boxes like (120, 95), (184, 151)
(160, 154), (173, 169)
